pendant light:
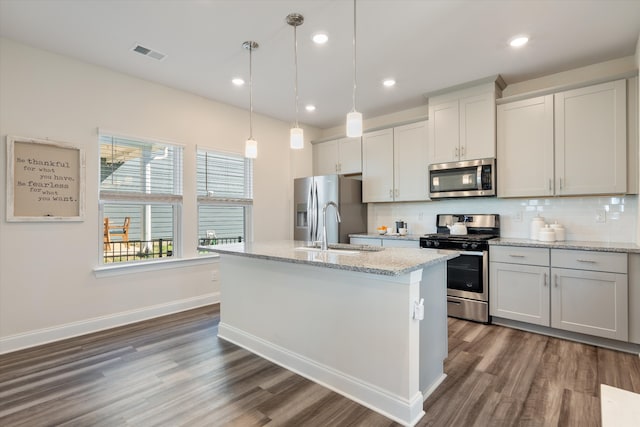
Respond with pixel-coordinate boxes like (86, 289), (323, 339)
(287, 13), (304, 150)
(346, 0), (362, 137)
(243, 41), (259, 158)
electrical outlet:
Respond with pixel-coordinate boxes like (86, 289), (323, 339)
(418, 212), (424, 221)
(595, 210), (606, 223)
(211, 271), (218, 281)
(513, 211), (523, 222)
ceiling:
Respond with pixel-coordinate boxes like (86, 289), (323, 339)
(1, 0), (639, 130)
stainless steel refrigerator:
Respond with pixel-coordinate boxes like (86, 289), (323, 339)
(294, 175), (367, 244)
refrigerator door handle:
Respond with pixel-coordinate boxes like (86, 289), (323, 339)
(307, 182), (313, 241)
(313, 182), (319, 242)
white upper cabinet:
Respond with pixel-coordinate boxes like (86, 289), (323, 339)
(429, 84), (498, 164)
(497, 95), (554, 197)
(497, 79), (627, 197)
(313, 137), (362, 176)
(554, 80), (627, 195)
(362, 128), (394, 202)
(393, 121), (429, 201)
(362, 121), (428, 203)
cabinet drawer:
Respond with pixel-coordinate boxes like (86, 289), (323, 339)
(551, 249), (627, 273)
(490, 246), (549, 266)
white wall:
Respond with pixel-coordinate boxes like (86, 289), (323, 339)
(0, 38), (317, 352)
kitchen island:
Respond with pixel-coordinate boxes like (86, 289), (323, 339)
(200, 241), (457, 426)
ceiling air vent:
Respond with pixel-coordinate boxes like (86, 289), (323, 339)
(131, 44), (166, 61)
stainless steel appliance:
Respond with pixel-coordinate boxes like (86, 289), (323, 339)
(429, 158), (496, 199)
(294, 175), (367, 244)
(420, 214), (500, 323)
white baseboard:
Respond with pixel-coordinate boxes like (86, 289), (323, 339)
(218, 322), (425, 427)
(0, 292), (220, 355)
(422, 373), (447, 402)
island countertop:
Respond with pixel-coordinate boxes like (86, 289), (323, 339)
(199, 240), (458, 276)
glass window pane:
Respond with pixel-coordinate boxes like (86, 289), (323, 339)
(198, 205), (245, 241)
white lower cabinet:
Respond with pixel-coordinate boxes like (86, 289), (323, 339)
(350, 237), (382, 246)
(490, 246), (550, 326)
(490, 246), (629, 341)
(550, 249), (628, 341)
(349, 236), (418, 248)
(490, 262), (550, 326)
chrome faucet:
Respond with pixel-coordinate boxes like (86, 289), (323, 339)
(321, 201), (341, 251)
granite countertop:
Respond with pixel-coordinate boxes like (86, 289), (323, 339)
(489, 238), (640, 254)
(349, 233), (422, 241)
(199, 240), (458, 276)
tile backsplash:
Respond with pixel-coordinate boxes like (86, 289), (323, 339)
(368, 195), (638, 243)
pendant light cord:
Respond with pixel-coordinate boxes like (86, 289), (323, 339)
(352, 0), (357, 113)
(294, 24), (299, 128)
(249, 43), (254, 139)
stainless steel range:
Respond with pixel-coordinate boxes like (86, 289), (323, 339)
(419, 214), (500, 323)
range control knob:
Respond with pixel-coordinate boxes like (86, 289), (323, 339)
(433, 241), (440, 248)
(423, 240), (431, 248)
(461, 242), (469, 249)
(471, 243), (479, 250)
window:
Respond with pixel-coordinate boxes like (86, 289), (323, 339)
(99, 132), (183, 264)
(197, 148), (252, 251)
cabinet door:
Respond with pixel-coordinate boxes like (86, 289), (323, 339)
(459, 92), (495, 160)
(429, 100), (459, 164)
(338, 137), (362, 174)
(490, 262), (550, 326)
(313, 139), (339, 176)
(551, 268), (628, 341)
(497, 95), (554, 197)
(555, 80), (627, 195)
(394, 121), (429, 201)
(362, 128), (394, 202)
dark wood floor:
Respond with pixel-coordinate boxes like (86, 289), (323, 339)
(1, 305), (639, 427)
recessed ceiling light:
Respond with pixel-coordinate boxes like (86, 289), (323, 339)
(383, 79), (396, 87)
(312, 33), (328, 44)
(232, 78), (245, 86)
(509, 36), (529, 47)
(305, 105), (316, 112)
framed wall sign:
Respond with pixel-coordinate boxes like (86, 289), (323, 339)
(6, 135), (86, 221)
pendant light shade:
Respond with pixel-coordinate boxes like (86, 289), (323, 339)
(290, 127), (304, 149)
(243, 41), (259, 159)
(287, 13), (304, 150)
(245, 138), (258, 158)
(346, 111), (363, 137)
(346, 0), (362, 137)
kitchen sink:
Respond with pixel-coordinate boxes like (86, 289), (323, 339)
(295, 243), (384, 254)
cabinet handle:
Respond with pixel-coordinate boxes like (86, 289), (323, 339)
(554, 274), (558, 288)
(509, 254), (525, 258)
(455, 147), (459, 158)
(576, 259), (597, 264)
(549, 179), (552, 192)
(395, 189), (399, 197)
(389, 189), (393, 199)
(543, 272), (547, 287)
(461, 145), (466, 157)
(559, 178), (563, 190)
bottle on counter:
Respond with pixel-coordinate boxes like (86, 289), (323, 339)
(550, 221), (565, 241)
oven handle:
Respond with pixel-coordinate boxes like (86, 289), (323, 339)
(456, 251), (485, 256)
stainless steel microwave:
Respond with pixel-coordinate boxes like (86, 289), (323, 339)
(429, 158), (496, 199)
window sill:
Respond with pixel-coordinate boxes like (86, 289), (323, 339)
(94, 254), (220, 278)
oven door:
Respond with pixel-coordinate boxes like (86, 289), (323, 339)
(446, 251), (488, 302)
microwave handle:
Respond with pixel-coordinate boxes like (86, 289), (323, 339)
(477, 166), (482, 188)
